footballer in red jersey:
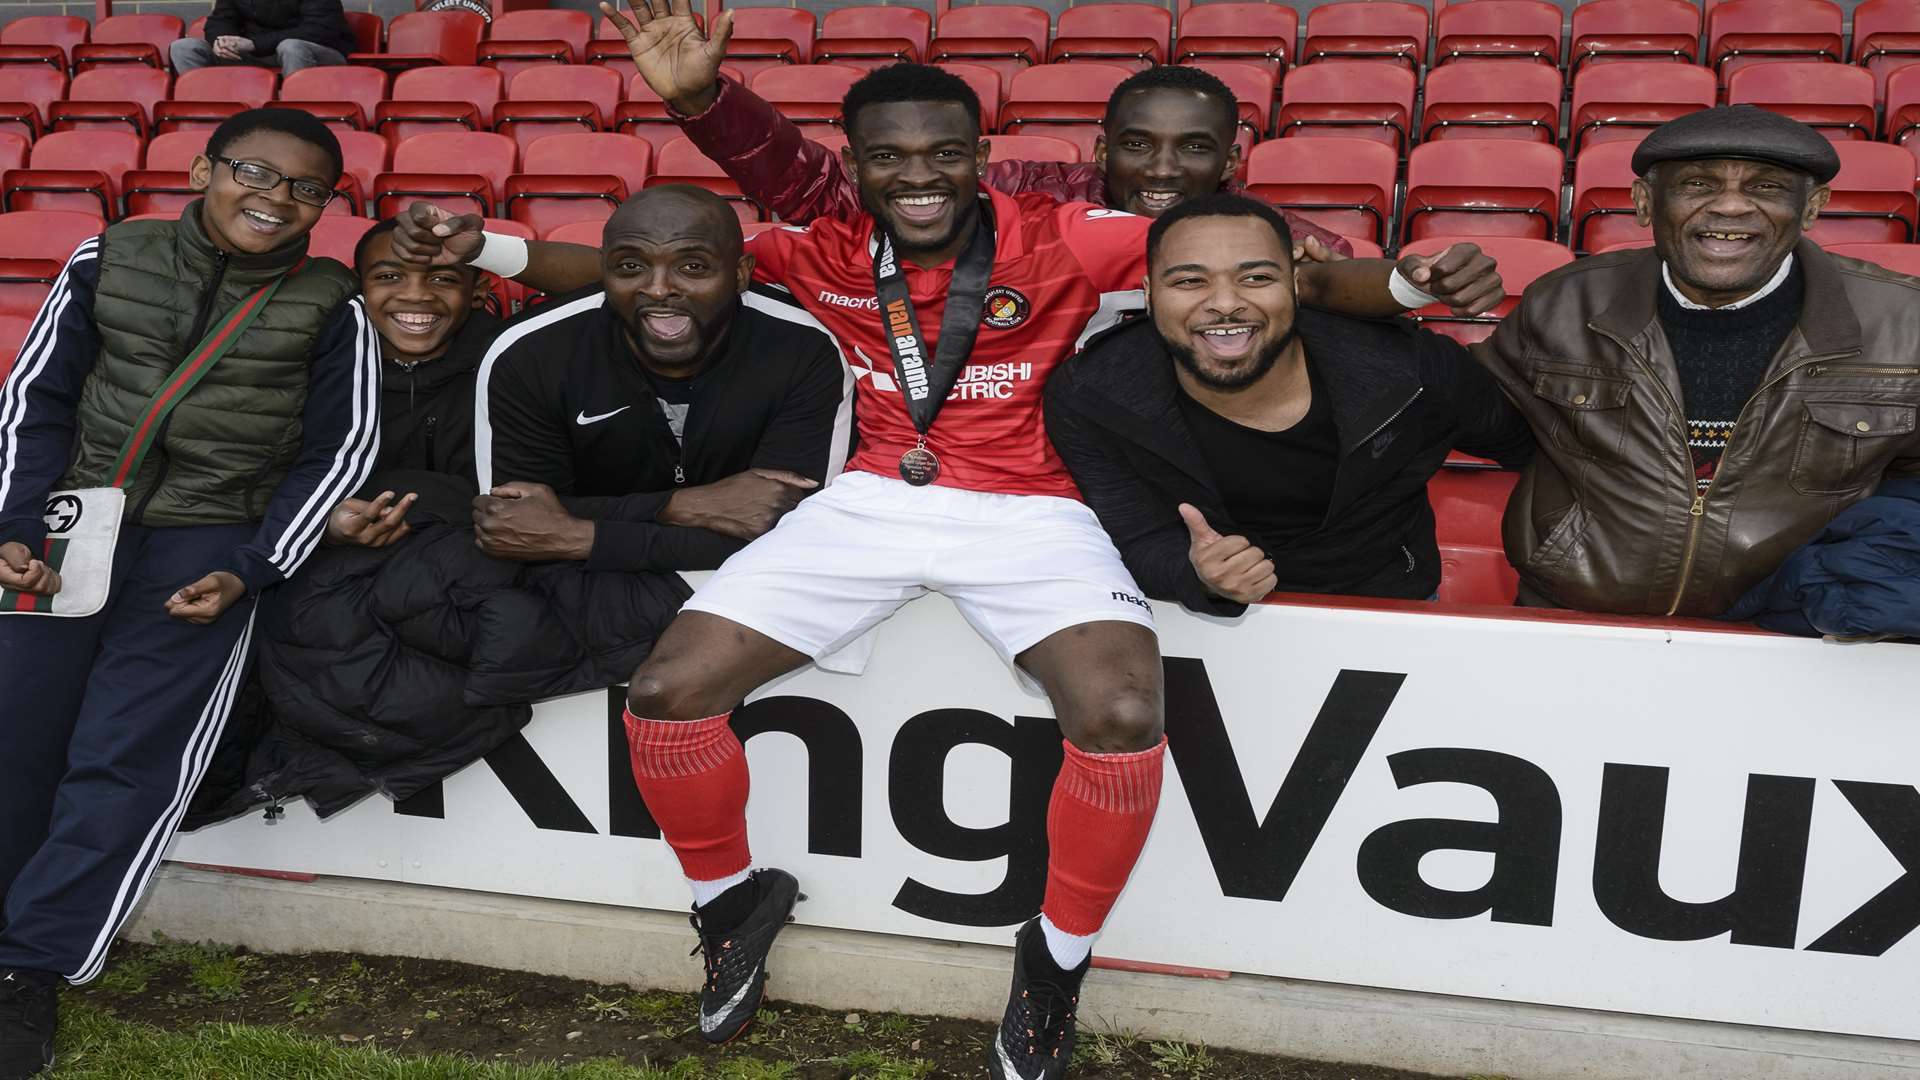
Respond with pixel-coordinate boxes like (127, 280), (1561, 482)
(622, 68), (1169, 1080)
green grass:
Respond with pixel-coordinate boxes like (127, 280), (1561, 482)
(57, 1003), (731, 1080)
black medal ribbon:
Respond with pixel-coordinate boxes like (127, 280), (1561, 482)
(872, 198), (997, 485)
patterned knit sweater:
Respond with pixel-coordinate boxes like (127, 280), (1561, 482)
(1656, 263), (1806, 493)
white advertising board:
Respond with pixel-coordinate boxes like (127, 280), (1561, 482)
(169, 596), (1920, 1040)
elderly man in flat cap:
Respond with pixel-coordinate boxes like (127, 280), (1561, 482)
(1477, 105), (1920, 616)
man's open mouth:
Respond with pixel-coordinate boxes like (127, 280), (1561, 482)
(890, 192), (951, 226)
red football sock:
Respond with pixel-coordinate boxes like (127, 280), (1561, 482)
(1040, 736), (1167, 937)
(624, 708), (752, 883)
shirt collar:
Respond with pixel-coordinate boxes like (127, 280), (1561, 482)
(1661, 254), (1795, 311)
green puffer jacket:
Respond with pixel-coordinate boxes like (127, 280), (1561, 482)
(60, 201), (358, 526)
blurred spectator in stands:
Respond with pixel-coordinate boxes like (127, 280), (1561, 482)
(1479, 106), (1920, 616)
(171, 0), (357, 75)
(596, 0), (1505, 314)
(467, 185), (850, 572)
(317, 216), (502, 549)
(1048, 194), (1533, 613)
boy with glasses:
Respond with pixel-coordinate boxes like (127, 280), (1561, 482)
(0, 108), (378, 1079)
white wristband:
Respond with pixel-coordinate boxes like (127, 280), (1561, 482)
(470, 232), (530, 278)
(1388, 266), (1439, 310)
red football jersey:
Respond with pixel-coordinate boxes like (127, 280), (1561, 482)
(746, 188), (1150, 499)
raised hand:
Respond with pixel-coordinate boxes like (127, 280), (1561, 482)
(1399, 241), (1505, 317)
(164, 571), (246, 625)
(391, 202), (488, 268)
(0, 540), (60, 596)
(1179, 503), (1276, 604)
(598, 0), (734, 115)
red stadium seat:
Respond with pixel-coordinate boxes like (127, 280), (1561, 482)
(1275, 61), (1416, 153)
(494, 65), (624, 155)
(0, 16), (88, 73)
(934, 62), (1003, 131)
(1570, 140), (1648, 253)
(0, 208), (103, 378)
(1853, 0), (1920, 103)
(334, 129), (391, 214)
(73, 14), (181, 73)
(1885, 64), (1920, 144)
(352, 11), (486, 72)
(1402, 140), (1563, 243)
(1707, 0), (1843, 83)
(1725, 62), (1875, 141)
(1244, 136), (1396, 244)
(0, 131), (27, 174)
(1570, 61), (1716, 153)
(375, 130), (517, 218)
(1420, 61), (1560, 144)
(929, 5), (1050, 90)
(749, 64), (864, 136)
(1174, 3), (1297, 76)
(1001, 63), (1131, 153)
(646, 136), (764, 223)
(506, 132), (652, 240)
(154, 66), (277, 134)
(1049, 4), (1171, 71)
(305, 213), (377, 267)
(1434, 0), (1562, 67)
(49, 67), (171, 137)
(1184, 60), (1274, 142)
(122, 129), (212, 217)
(344, 11), (383, 54)
(611, 66), (747, 152)
(1301, 1), (1428, 69)
(586, 15), (640, 75)
(547, 218), (607, 247)
(278, 65), (389, 131)
(723, 8), (816, 83)
(1824, 241), (1920, 276)
(1805, 141), (1920, 245)
(817, 6), (933, 70)
(477, 8), (594, 77)
(4, 130), (141, 218)
(1430, 468), (1520, 605)
(1400, 235), (1572, 343)
(0, 67), (67, 142)
(375, 66), (504, 146)
(0, 78), (56, 151)
(1570, 0), (1702, 75)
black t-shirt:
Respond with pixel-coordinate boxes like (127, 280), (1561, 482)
(1175, 358), (1340, 554)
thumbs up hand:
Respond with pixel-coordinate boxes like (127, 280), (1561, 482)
(1178, 503), (1277, 604)
(1396, 241), (1504, 316)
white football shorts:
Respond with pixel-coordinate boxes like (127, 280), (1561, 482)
(681, 470), (1157, 676)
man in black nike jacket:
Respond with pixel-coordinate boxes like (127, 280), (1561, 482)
(471, 186), (850, 572)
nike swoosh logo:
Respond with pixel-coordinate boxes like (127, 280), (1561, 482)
(699, 964), (760, 1033)
(576, 406), (633, 426)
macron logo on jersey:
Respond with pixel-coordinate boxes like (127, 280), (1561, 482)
(818, 290), (880, 311)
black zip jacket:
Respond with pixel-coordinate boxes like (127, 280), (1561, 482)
(205, 0), (358, 58)
(1045, 309), (1536, 615)
(475, 286), (852, 574)
(373, 310), (502, 489)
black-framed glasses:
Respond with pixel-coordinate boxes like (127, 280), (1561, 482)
(214, 156), (336, 208)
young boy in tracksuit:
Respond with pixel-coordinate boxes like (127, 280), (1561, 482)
(0, 108), (379, 1078)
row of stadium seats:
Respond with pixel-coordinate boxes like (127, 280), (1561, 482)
(3, 114), (1912, 255)
(16, 0), (1920, 94)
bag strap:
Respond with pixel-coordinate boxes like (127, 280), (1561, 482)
(108, 258), (307, 489)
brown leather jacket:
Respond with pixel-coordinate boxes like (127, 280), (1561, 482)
(1477, 240), (1920, 616)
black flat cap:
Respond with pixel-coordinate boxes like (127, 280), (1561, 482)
(1631, 105), (1840, 183)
